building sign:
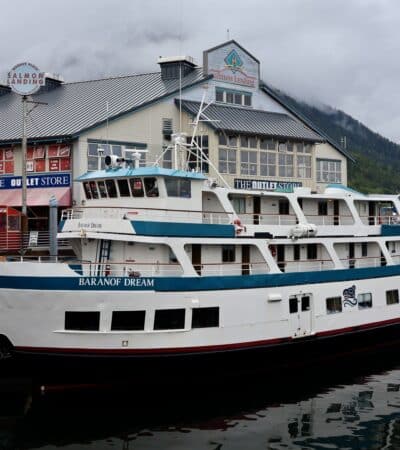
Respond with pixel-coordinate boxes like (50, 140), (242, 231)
(234, 178), (302, 193)
(204, 42), (259, 88)
(7, 62), (45, 96)
(0, 173), (71, 190)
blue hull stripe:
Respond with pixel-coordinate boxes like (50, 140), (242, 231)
(131, 220), (235, 238)
(381, 224), (400, 236)
(1, 265), (400, 292)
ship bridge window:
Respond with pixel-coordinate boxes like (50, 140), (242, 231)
(154, 308), (185, 330)
(83, 182), (92, 199)
(89, 181), (99, 199)
(144, 178), (159, 197)
(65, 311), (100, 331)
(129, 178), (144, 197)
(165, 178), (191, 198)
(117, 179), (130, 197)
(97, 180), (108, 198)
(105, 179), (117, 198)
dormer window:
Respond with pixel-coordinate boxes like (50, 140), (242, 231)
(215, 88), (252, 107)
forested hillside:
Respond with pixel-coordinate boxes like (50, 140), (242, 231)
(273, 90), (400, 193)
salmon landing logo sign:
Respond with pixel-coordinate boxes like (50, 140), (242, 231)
(209, 48), (257, 87)
(7, 62), (45, 96)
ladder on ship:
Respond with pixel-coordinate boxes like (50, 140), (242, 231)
(97, 239), (111, 276)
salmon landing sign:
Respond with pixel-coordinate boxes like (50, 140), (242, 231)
(7, 62), (45, 96)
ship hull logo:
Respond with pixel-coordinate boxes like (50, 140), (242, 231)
(343, 285), (357, 307)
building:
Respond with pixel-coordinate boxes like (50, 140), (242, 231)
(0, 40), (352, 247)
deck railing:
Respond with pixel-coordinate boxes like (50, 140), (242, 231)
(303, 214), (355, 225)
(0, 231), (70, 252)
(339, 255), (386, 268)
(359, 215), (400, 226)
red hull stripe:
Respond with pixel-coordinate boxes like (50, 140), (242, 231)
(15, 317), (400, 356)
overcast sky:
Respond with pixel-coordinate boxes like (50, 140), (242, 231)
(1, 0), (399, 142)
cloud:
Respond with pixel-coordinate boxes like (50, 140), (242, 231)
(1, 0), (400, 141)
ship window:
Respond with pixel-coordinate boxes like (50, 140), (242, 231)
(301, 296), (310, 311)
(279, 199), (290, 215)
(326, 297), (342, 314)
(307, 244), (317, 260)
(89, 181), (99, 199)
(65, 311), (100, 331)
(192, 307), (219, 328)
(361, 242), (368, 257)
(294, 245), (300, 261)
(386, 289), (399, 305)
(117, 179), (131, 197)
(289, 296), (298, 314)
(318, 201), (328, 216)
(111, 311), (145, 330)
(129, 178), (144, 197)
(105, 179), (117, 198)
(222, 245), (235, 262)
(97, 181), (107, 198)
(83, 182), (92, 199)
(165, 178), (191, 198)
(154, 308), (185, 330)
(144, 178), (159, 197)
(358, 293), (372, 309)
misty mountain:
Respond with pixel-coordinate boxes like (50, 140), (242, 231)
(274, 90), (400, 194)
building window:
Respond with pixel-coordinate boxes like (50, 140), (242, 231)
(386, 289), (399, 305)
(162, 147), (172, 169)
(297, 154), (311, 178)
(111, 311), (145, 331)
(260, 138), (276, 150)
(65, 311), (100, 331)
(260, 151), (276, 176)
(358, 293), (372, 309)
(222, 245), (235, 262)
(326, 297), (342, 314)
(0, 148), (14, 174)
(187, 135), (209, 173)
(154, 309), (185, 330)
(215, 88), (252, 107)
(192, 307), (219, 328)
(317, 159), (342, 183)
(87, 142), (146, 171)
(278, 153), (294, 177)
(219, 148), (236, 174)
(240, 150), (257, 175)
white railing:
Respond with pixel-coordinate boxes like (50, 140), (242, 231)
(339, 256), (385, 269)
(359, 215), (400, 226)
(199, 261), (269, 276)
(237, 213), (298, 226)
(303, 215), (355, 225)
(283, 259), (335, 273)
(0, 231), (70, 253)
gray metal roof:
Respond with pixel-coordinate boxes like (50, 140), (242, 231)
(178, 100), (324, 142)
(0, 69), (208, 143)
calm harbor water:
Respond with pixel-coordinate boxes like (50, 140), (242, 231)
(1, 351), (400, 449)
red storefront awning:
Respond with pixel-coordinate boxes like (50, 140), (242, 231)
(0, 187), (71, 207)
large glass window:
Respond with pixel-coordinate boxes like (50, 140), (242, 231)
(187, 135), (209, 173)
(240, 150), (257, 175)
(0, 148), (14, 174)
(297, 154), (311, 178)
(278, 154), (294, 177)
(88, 142), (146, 171)
(216, 88), (252, 107)
(317, 159), (342, 183)
(260, 151), (276, 176)
(219, 148), (237, 174)
(192, 307), (219, 328)
(154, 309), (185, 330)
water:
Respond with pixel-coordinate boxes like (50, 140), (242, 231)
(2, 352), (400, 449)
